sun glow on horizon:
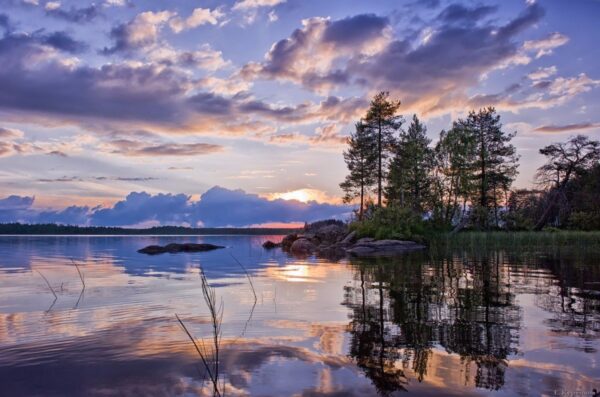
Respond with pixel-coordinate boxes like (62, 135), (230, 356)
(265, 188), (341, 204)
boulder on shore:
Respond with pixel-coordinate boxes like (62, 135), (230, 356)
(281, 234), (299, 250)
(290, 238), (316, 255)
(138, 243), (224, 255)
(262, 240), (281, 249)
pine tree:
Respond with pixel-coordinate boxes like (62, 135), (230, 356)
(340, 123), (378, 220)
(431, 124), (477, 227)
(455, 107), (519, 229)
(363, 92), (403, 207)
(386, 115), (433, 212)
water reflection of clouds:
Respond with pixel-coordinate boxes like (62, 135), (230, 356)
(1, 237), (600, 396)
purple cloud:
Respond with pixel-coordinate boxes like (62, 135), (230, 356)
(0, 187), (351, 227)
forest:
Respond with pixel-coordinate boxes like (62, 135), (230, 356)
(340, 92), (600, 239)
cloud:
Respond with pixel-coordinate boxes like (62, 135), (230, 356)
(241, 14), (391, 92)
(45, 4), (102, 23)
(523, 32), (569, 58)
(41, 31), (88, 53)
(103, 10), (175, 54)
(437, 4), (497, 24)
(534, 122), (600, 133)
(466, 73), (600, 113)
(193, 186), (350, 227)
(528, 66), (557, 80)
(0, 13), (13, 32)
(0, 25), (360, 138)
(151, 44), (231, 71)
(268, 10), (278, 22)
(104, 0), (127, 7)
(0, 187), (351, 227)
(105, 139), (224, 156)
(0, 126), (24, 138)
(47, 150), (67, 157)
(169, 7), (224, 33)
(240, 4), (575, 116)
(0, 195), (35, 222)
(269, 124), (347, 147)
(232, 0), (285, 11)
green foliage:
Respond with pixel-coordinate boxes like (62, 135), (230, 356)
(349, 206), (427, 242)
(567, 211), (600, 231)
(386, 114), (433, 212)
(362, 91), (403, 207)
(434, 230), (600, 251)
(340, 123), (378, 219)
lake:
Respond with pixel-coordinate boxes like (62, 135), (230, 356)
(0, 235), (598, 396)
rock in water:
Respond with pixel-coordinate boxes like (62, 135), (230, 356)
(290, 238), (316, 255)
(281, 234), (299, 250)
(138, 243), (224, 255)
(262, 240), (281, 249)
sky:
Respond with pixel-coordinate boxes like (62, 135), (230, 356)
(0, 0), (599, 227)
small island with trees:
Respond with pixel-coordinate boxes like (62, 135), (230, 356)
(338, 91), (600, 244)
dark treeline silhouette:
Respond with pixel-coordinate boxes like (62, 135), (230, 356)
(341, 91), (600, 233)
(0, 223), (299, 235)
(342, 248), (600, 394)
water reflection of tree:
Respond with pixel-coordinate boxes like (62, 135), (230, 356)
(344, 248), (600, 394)
(343, 251), (522, 393)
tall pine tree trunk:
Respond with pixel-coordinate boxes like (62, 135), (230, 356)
(479, 120), (487, 229)
(377, 119), (382, 207)
(359, 182), (364, 221)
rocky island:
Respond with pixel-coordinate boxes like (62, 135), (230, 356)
(138, 243), (224, 255)
(264, 220), (426, 258)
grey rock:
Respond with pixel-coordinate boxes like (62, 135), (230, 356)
(356, 237), (375, 245)
(340, 231), (358, 245)
(281, 234), (299, 251)
(315, 224), (347, 244)
(262, 240), (281, 249)
(290, 238), (316, 255)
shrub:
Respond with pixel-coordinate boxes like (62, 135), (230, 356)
(349, 206), (427, 242)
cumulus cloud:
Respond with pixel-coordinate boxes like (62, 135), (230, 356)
(0, 187), (351, 227)
(193, 186), (350, 227)
(0, 195), (36, 222)
(103, 10), (175, 54)
(240, 3), (583, 116)
(241, 14), (391, 92)
(169, 7), (224, 33)
(0, 25), (363, 140)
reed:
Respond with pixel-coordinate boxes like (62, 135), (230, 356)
(176, 269), (224, 397)
(36, 269), (57, 299)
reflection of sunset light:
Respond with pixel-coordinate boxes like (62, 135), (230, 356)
(265, 264), (331, 283)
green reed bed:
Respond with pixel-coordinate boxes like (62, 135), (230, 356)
(431, 231), (600, 254)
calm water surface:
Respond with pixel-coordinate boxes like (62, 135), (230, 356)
(0, 235), (598, 396)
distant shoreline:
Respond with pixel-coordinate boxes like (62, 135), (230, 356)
(0, 223), (300, 236)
